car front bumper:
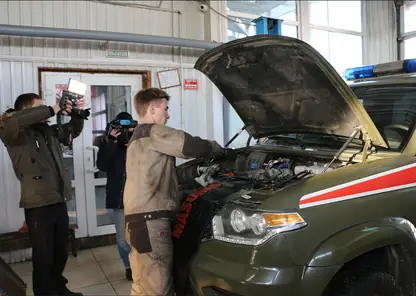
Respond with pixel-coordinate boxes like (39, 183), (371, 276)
(188, 243), (341, 296)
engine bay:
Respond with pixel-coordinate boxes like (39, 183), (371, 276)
(185, 149), (346, 192)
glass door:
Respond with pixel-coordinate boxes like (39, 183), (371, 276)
(42, 72), (142, 238)
(81, 74), (142, 236)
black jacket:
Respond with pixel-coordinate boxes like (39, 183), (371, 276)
(0, 106), (84, 208)
(96, 137), (127, 209)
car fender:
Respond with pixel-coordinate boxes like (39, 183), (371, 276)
(306, 217), (416, 267)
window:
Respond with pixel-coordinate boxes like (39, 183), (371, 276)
(309, 29), (362, 74)
(352, 85), (416, 151)
(400, 1), (416, 58)
(309, 0), (361, 32)
(404, 1), (416, 33)
(227, 0), (297, 21)
(282, 24), (298, 39)
(227, 17), (256, 41)
(308, 0), (363, 75)
(405, 37), (416, 59)
(226, 0), (299, 41)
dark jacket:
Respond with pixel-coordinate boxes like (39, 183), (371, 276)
(96, 137), (127, 209)
(0, 106), (84, 209)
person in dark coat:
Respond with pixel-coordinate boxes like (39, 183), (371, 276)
(0, 93), (87, 296)
(96, 112), (134, 280)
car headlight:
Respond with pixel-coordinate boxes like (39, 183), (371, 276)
(212, 204), (307, 246)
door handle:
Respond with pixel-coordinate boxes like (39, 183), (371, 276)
(86, 146), (100, 173)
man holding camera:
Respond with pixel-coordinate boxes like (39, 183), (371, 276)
(96, 111), (137, 281)
(0, 93), (87, 296)
(123, 88), (225, 296)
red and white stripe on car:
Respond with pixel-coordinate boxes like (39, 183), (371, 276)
(299, 162), (416, 209)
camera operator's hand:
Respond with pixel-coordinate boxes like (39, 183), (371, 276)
(54, 98), (86, 116)
(76, 98), (85, 109)
(109, 129), (121, 139)
(53, 102), (72, 116)
(107, 128), (121, 143)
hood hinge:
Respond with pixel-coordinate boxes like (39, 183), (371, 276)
(360, 127), (373, 163)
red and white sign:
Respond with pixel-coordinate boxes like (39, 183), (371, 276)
(299, 163), (416, 209)
(184, 79), (198, 90)
(55, 84), (68, 97)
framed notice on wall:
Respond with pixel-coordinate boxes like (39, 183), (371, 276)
(157, 69), (181, 89)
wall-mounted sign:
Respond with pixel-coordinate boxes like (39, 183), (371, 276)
(157, 68), (181, 89)
(184, 79), (198, 90)
(106, 49), (129, 58)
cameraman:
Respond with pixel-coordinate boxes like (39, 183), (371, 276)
(0, 93), (87, 296)
(96, 112), (136, 281)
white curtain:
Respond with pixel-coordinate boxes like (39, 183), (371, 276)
(363, 0), (398, 64)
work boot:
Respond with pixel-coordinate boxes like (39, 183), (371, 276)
(126, 268), (132, 281)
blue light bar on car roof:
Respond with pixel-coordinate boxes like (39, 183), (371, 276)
(343, 58), (416, 81)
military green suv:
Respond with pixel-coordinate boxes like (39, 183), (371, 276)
(172, 34), (416, 296)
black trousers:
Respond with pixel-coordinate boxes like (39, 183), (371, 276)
(24, 202), (69, 296)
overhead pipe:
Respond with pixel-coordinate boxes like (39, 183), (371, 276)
(0, 24), (221, 50)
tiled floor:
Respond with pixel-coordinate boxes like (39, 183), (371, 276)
(10, 245), (132, 296)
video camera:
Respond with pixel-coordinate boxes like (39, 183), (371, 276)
(60, 78), (89, 118)
(108, 118), (138, 145)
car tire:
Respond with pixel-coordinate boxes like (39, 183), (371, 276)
(324, 270), (404, 296)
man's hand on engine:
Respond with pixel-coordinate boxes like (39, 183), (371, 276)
(195, 164), (220, 187)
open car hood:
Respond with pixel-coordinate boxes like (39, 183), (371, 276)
(194, 35), (387, 148)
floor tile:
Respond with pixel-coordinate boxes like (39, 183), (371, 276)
(73, 282), (117, 295)
(64, 261), (108, 290)
(100, 258), (126, 282)
(10, 260), (33, 277)
(65, 249), (97, 270)
(91, 245), (120, 262)
(111, 279), (132, 296)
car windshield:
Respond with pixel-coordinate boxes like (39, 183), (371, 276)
(352, 84), (416, 152)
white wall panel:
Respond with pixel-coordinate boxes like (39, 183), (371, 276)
(0, 0), (207, 62)
(363, 0), (397, 64)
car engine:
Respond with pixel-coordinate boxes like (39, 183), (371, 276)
(203, 151), (342, 191)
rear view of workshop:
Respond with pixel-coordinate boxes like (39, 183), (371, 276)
(1, 1), (416, 296)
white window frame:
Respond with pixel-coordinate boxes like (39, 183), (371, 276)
(307, 0), (364, 65)
(226, 1), (364, 47)
(398, 3), (416, 60)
